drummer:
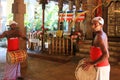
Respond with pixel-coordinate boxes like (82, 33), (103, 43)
(0, 21), (28, 80)
(82, 17), (110, 80)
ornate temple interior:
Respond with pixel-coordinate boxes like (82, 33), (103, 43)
(0, 0), (120, 80)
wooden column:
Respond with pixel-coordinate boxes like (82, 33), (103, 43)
(58, 0), (63, 30)
(81, 1), (87, 38)
(85, 0), (96, 39)
(12, 0), (26, 49)
(75, 0), (81, 31)
(68, 0), (74, 32)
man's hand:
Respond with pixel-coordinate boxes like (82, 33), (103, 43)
(81, 61), (93, 71)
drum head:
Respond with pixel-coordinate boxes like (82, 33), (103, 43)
(75, 59), (96, 80)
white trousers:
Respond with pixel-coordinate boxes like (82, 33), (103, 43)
(96, 65), (110, 80)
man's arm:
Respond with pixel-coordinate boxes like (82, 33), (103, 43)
(0, 32), (6, 38)
(81, 34), (109, 71)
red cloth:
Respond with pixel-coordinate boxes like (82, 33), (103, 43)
(90, 46), (109, 67)
(76, 14), (85, 22)
(8, 37), (19, 51)
(66, 12), (73, 22)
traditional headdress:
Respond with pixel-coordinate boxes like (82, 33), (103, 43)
(92, 16), (104, 25)
(9, 21), (18, 25)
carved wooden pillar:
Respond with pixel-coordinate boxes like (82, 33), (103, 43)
(85, 0), (96, 39)
(58, 0), (63, 30)
(68, 0), (73, 32)
(80, 1), (87, 38)
(75, 0), (81, 31)
(12, 0), (26, 49)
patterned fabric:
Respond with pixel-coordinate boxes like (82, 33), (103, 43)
(66, 11), (73, 22)
(76, 11), (85, 22)
(58, 11), (65, 22)
(7, 50), (27, 64)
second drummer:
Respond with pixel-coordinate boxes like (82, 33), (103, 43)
(82, 17), (110, 80)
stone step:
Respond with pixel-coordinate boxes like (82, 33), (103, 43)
(109, 42), (120, 47)
(76, 52), (89, 58)
(109, 56), (118, 63)
(79, 40), (91, 49)
(109, 51), (120, 57)
(109, 46), (120, 52)
(79, 48), (89, 53)
(79, 44), (91, 49)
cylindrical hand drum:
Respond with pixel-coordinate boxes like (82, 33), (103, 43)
(75, 59), (96, 80)
(7, 50), (28, 64)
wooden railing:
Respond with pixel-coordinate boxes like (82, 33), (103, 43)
(27, 32), (41, 50)
(48, 37), (73, 55)
(27, 32), (74, 56)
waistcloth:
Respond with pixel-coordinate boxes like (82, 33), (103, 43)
(90, 46), (109, 67)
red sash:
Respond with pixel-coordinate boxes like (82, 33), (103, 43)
(8, 37), (19, 51)
(90, 46), (109, 67)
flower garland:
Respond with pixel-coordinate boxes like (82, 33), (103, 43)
(71, 31), (83, 44)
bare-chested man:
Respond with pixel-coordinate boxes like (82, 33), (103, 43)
(82, 17), (110, 80)
(0, 21), (28, 80)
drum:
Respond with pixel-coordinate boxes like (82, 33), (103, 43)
(7, 50), (28, 64)
(75, 58), (97, 80)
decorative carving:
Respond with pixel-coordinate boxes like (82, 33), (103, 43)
(108, 1), (120, 37)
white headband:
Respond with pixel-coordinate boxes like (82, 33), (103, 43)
(92, 17), (104, 25)
(9, 21), (18, 25)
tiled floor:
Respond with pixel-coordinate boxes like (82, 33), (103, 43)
(0, 47), (120, 80)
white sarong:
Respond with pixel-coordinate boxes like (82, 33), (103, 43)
(96, 65), (110, 80)
(3, 63), (21, 80)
